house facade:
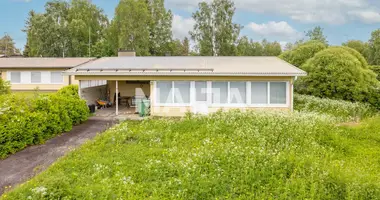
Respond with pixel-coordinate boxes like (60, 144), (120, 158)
(64, 56), (306, 117)
(0, 58), (94, 92)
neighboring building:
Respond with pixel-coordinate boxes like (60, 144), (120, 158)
(0, 58), (94, 92)
(64, 56), (307, 117)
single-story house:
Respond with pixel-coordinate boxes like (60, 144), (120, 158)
(64, 55), (307, 117)
(0, 57), (94, 92)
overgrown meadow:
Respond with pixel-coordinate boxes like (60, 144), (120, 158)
(2, 98), (380, 199)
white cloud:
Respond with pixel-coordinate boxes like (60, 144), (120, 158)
(171, 14), (195, 40)
(167, 0), (380, 24)
(247, 21), (298, 38)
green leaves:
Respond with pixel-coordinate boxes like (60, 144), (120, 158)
(0, 85), (89, 159)
(190, 0), (241, 56)
(24, 0), (108, 57)
(0, 78), (10, 95)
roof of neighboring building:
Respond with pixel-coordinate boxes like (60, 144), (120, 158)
(0, 57), (95, 69)
(64, 56), (306, 77)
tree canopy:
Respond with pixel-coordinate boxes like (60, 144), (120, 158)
(296, 47), (379, 104)
(305, 26), (328, 45)
(368, 29), (380, 65)
(279, 40), (327, 68)
(0, 35), (20, 56)
(190, 0), (241, 56)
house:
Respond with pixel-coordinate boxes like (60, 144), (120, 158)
(64, 53), (307, 117)
(0, 58), (94, 92)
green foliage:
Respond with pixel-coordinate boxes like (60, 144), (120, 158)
(56, 84), (80, 98)
(342, 40), (370, 62)
(0, 35), (20, 56)
(279, 40), (326, 67)
(0, 86), (89, 159)
(296, 47), (380, 108)
(236, 37), (281, 56)
(4, 110), (380, 199)
(305, 26), (328, 45)
(190, 0), (241, 56)
(23, 0), (108, 57)
(294, 94), (376, 121)
(0, 78), (11, 95)
(370, 65), (380, 81)
(331, 46), (368, 69)
(368, 29), (380, 65)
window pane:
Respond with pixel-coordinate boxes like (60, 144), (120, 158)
(270, 82), (287, 104)
(230, 82), (246, 104)
(212, 82), (228, 104)
(10, 72), (21, 83)
(195, 81), (207, 101)
(51, 72), (63, 83)
(156, 81), (172, 104)
(174, 81), (190, 103)
(31, 72), (41, 83)
(251, 82), (268, 104)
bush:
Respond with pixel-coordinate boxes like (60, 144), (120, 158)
(0, 77), (11, 95)
(370, 65), (380, 81)
(0, 86), (89, 158)
(296, 47), (380, 106)
(56, 85), (80, 98)
(294, 94), (377, 121)
(279, 40), (327, 68)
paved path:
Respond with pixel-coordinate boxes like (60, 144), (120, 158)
(0, 117), (116, 195)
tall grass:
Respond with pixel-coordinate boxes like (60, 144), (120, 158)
(294, 94), (377, 121)
(3, 110), (380, 199)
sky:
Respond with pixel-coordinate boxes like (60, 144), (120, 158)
(1, 0), (380, 51)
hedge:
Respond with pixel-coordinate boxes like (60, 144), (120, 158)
(0, 85), (89, 158)
(294, 94), (377, 121)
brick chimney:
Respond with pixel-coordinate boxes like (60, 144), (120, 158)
(118, 49), (136, 57)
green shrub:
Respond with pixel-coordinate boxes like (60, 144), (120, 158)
(279, 40), (327, 68)
(296, 47), (380, 106)
(56, 85), (80, 98)
(0, 77), (11, 95)
(370, 65), (380, 81)
(0, 86), (89, 159)
(4, 110), (380, 199)
(294, 94), (377, 121)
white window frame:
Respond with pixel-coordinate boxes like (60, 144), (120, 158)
(31, 71), (42, 83)
(50, 72), (64, 84)
(9, 71), (21, 84)
(154, 81), (192, 107)
(249, 81), (289, 108)
(153, 80), (289, 108)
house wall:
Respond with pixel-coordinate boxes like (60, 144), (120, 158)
(108, 81), (151, 103)
(75, 75), (293, 117)
(0, 68), (74, 92)
(81, 85), (108, 105)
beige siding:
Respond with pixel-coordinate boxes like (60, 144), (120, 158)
(108, 81), (150, 103)
(76, 75), (293, 117)
(0, 68), (73, 92)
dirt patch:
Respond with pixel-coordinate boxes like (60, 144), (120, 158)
(0, 117), (116, 195)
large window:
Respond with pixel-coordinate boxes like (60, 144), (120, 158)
(251, 82), (268, 104)
(155, 81), (288, 106)
(10, 72), (21, 83)
(31, 72), (41, 83)
(174, 81), (190, 103)
(212, 82), (228, 104)
(51, 72), (63, 83)
(195, 81), (207, 101)
(230, 82), (246, 104)
(270, 82), (287, 104)
(156, 81), (172, 104)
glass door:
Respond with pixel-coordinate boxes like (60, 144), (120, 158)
(193, 81), (208, 114)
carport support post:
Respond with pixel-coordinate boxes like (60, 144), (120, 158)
(78, 80), (82, 98)
(116, 80), (119, 116)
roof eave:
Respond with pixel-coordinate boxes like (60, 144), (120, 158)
(63, 71), (307, 77)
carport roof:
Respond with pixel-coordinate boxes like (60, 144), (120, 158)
(64, 56), (307, 77)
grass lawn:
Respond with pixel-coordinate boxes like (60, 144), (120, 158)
(2, 110), (380, 199)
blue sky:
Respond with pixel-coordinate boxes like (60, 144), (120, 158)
(1, 0), (380, 50)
